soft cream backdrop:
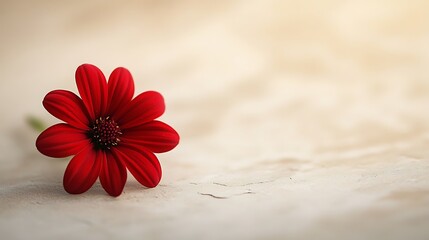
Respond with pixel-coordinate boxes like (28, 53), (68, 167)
(1, 1), (429, 239)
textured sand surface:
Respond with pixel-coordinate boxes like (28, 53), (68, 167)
(1, 1), (429, 239)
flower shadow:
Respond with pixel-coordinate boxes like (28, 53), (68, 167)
(0, 180), (122, 211)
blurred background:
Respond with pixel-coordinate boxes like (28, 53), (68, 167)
(1, 0), (429, 239)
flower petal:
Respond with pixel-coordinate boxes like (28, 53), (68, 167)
(115, 91), (165, 129)
(99, 152), (127, 197)
(36, 123), (90, 158)
(63, 147), (102, 194)
(43, 90), (90, 129)
(107, 67), (135, 117)
(112, 143), (162, 188)
(75, 64), (108, 119)
(121, 121), (179, 153)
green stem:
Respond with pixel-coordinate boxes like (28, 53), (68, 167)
(27, 116), (47, 133)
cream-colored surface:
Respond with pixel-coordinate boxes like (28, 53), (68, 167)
(1, 1), (429, 239)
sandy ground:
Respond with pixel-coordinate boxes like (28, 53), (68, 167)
(1, 0), (429, 239)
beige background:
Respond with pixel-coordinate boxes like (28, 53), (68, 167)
(1, 0), (429, 239)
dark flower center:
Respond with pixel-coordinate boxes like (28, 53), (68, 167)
(89, 116), (122, 150)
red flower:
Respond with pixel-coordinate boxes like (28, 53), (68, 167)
(36, 64), (179, 197)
